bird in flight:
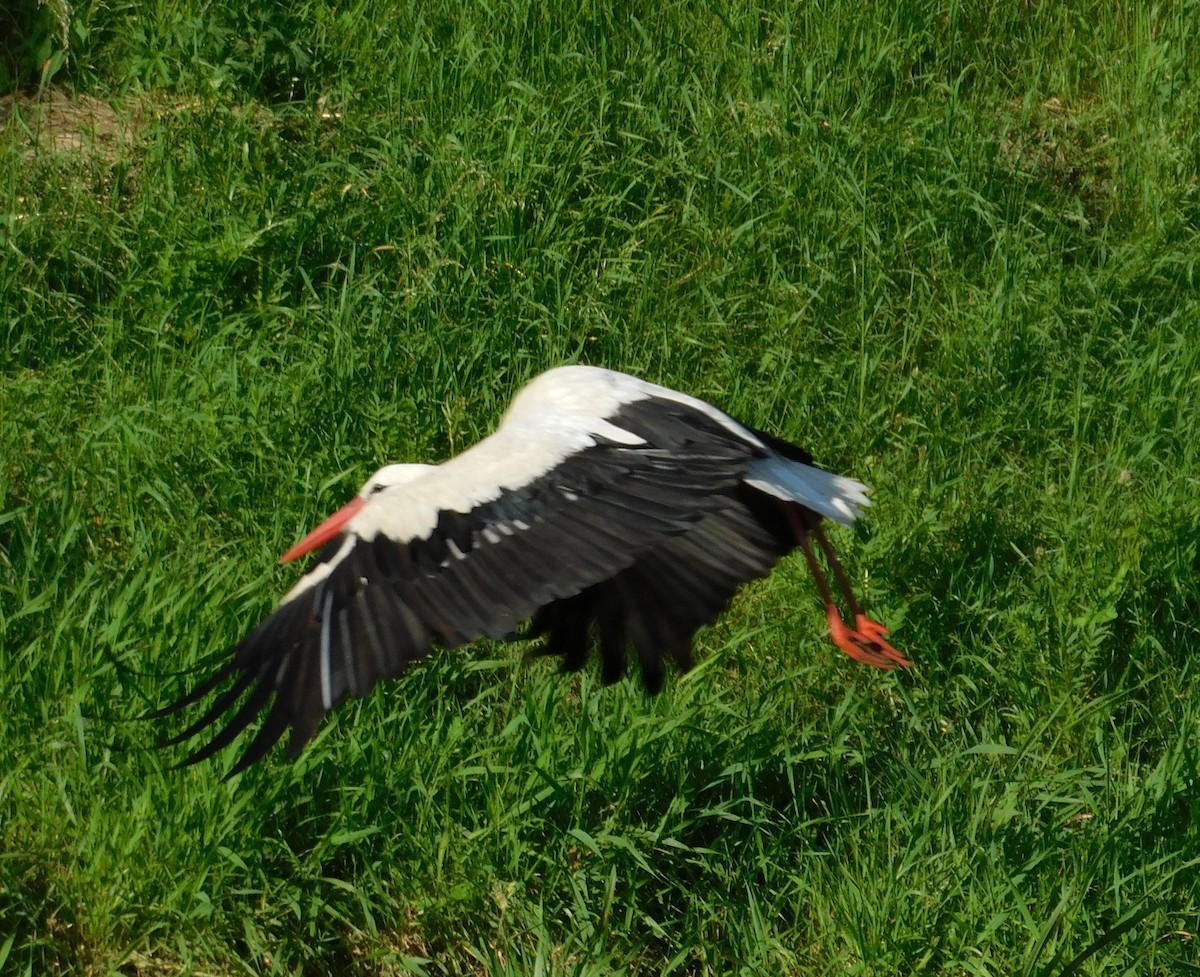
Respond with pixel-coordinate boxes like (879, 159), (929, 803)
(161, 365), (908, 774)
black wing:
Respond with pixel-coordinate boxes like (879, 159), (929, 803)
(160, 397), (769, 773)
(527, 484), (801, 693)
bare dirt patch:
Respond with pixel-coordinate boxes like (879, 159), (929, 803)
(1, 88), (140, 163)
(997, 96), (1114, 216)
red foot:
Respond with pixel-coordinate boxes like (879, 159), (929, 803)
(826, 606), (912, 670)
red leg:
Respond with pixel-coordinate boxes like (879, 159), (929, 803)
(786, 509), (911, 670)
(814, 522), (910, 667)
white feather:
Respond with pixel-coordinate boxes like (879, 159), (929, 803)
(744, 457), (872, 527)
(349, 369), (656, 545)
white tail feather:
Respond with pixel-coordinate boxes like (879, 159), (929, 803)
(744, 457), (872, 527)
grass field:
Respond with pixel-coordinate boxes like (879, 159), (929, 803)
(3, 2), (1200, 974)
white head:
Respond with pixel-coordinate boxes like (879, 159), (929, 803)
(280, 463), (435, 563)
(359, 463), (435, 498)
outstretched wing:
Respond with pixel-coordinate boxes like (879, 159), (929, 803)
(160, 396), (767, 774)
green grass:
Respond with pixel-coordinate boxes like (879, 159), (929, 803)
(3, 1), (1199, 973)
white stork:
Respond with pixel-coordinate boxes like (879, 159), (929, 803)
(162, 365), (908, 774)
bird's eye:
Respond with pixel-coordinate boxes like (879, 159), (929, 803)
(369, 483), (388, 495)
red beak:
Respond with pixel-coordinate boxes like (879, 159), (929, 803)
(279, 496), (366, 563)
